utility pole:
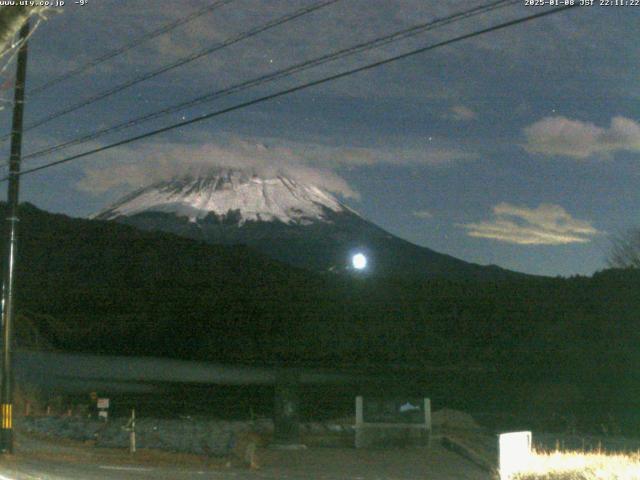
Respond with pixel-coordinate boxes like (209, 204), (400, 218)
(0, 19), (29, 455)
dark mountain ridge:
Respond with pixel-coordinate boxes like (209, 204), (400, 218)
(95, 169), (528, 280)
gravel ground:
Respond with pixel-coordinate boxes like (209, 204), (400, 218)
(17, 416), (359, 456)
(9, 410), (497, 479)
(17, 409), (483, 456)
(2, 431), (492, 480)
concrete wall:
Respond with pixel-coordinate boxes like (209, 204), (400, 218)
(355, 396), (431, 448)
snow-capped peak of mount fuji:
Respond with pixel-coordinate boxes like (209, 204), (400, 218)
(94, 169), (350, 225)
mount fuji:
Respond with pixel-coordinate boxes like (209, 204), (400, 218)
(96, 169), (348, 226)
(95, 168), (521, 279)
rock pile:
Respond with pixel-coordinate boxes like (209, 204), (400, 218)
(19, 416), (274, 456)
(431, 409), (480, 431)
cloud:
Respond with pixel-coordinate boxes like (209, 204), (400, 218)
(56, 0), (501, 102)
(412, 210), (433, 219)
(76, 136), (361, 200)
(523, 116), (640, 158)
(76, 132), (475, 202)
(446, 105), (476, 121)
(366, 145), (475, 167)
(460, 203), (600, 245)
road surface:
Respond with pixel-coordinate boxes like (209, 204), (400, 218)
(0, 432), (492, 479)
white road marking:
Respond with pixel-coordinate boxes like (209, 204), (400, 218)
(0, 466), (43, 480)
(99, 465), (153, 472)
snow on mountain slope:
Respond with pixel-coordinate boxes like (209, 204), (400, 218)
(95, 169), (348, 225)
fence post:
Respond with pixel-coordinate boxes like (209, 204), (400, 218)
(130, 409), (136, 454)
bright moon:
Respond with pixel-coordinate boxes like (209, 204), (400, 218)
(352, 253), (367, 270)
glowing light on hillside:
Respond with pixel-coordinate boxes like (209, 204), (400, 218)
(352, 253), (367, 270)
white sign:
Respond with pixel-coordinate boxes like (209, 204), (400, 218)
(399, 402), (420, 413)
(499, 431), (532, 480)
(97, 398), (110, 409)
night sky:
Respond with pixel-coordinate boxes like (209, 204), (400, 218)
(0, 0), (638, 277)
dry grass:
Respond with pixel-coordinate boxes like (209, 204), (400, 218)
(510, 449), (640, 480)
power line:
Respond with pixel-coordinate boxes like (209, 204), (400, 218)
(27, 0), (234, 97)
(0, 16), (43, 80)
(2, 4), (578, 182)
(21, 0), (518, 163)
(3, 0), (340, 141)
(10, 4), (576, 177)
